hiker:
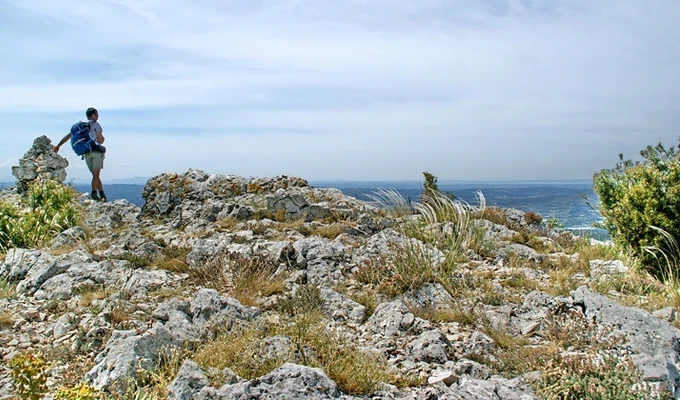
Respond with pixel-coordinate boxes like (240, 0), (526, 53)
(53, 107), (107, 202)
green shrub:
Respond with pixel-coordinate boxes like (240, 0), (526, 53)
(594, 141), (680, 275)
(0, 180), (81, 251)
(9, 351), (48, 400)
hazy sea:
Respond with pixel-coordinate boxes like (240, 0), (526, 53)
(1, 180), (605, 238)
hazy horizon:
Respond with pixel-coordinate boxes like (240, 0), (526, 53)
(2, 0), (678, 183)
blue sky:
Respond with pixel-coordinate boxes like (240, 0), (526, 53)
(1, 0), (679, 183)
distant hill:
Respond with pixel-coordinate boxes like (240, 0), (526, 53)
(72, 184), (145, 206)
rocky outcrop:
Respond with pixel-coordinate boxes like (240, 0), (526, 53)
(2, 165), (679, 400)
(11, 135), (68, 193)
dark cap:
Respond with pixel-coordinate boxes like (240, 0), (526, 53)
(86, 108), (98, 119)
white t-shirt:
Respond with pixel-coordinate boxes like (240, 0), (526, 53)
(89, 121), (103, 141)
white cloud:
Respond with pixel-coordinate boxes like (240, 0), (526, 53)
(0, 0), (678, 181)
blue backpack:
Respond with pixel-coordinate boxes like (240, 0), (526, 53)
(70, 121), (105, 156)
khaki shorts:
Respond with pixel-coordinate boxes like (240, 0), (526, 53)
(84, 151), (104, 172)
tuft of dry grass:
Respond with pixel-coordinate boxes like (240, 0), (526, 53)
(153, 246), (191, 273)
(479, 206), (508, 227)
(354, 242), (438, 298)
(75, 284), (110, 308)
(0, 277), (16, 299)
(215, 217), (241, 232)
(188, 253), (288, 306)
(0, 310), (14, 329)
(310, 223), (349, 239)
(136, 346), (191, 399)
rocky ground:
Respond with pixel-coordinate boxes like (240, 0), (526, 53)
(1, 168), (680, 400)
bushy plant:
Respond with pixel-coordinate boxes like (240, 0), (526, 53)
(9, 351), (48, 400)
(0, 180), (81, 251)
(594, 141), (680, 275)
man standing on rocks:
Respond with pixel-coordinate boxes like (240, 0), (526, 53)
(53, 107), (107, 202)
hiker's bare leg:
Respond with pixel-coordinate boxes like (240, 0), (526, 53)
(92, 169), (103, 192)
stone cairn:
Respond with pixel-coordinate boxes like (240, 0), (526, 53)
(11, 135), (69, 194)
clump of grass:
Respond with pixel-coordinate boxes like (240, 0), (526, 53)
(501, 271), (539, 292)
(479, 206), (508, 226)
(348, 288), (379, 318)
(509, 230), (553, 253)
(136, 346), (191, 399)
(188, 253), (287, 306)
(113, 253), (150, 269)
(524, 212), (543, 225)
(354, 241), (438, 298)
(215, 217), (241, 232)
(0, 310), (14, 329)
(278, 284), (324, 316)
(75, 283), (110, 308)
(367, 188), (413, 218)
(412, 301), (485, 327)
(310, 223), (347, 239)
(0, 276), (17, 299)
(152, 246), (190, 272)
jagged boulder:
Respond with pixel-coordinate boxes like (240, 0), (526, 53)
(152, 289), (261, 342)
(12, 135), (68, 193)
(85, 324), (182, 394)
(168, 360), (211, 400)
(199, 363), (341, 399)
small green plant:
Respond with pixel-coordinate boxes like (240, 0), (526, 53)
(9, 351), (48, 400)
(547, 216), (564, 230)
(54, 383), (106, 400)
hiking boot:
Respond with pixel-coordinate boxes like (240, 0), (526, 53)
(99, 192), (107, 202)
(90, 192), (100, 201)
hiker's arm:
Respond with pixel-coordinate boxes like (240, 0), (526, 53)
(53, 133), (71, 153)
(97, 131), (105, 144)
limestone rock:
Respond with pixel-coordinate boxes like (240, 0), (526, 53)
(12, 135), (69, 193)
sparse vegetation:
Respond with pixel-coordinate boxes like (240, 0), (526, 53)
(194, 311), (409, 395)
